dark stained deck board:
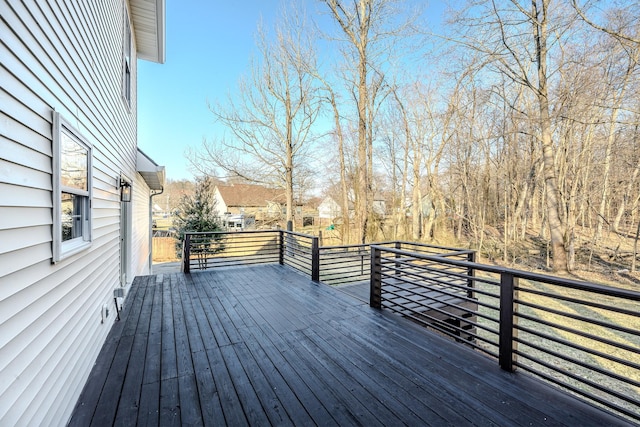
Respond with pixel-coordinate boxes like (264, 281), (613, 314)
(69, 264), (628, 426)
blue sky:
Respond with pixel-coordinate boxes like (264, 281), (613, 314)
(137, 0), (284, 180)
(137, 0), (444, 182)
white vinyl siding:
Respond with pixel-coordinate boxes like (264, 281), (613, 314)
(131, 173), (152, 277)
(0, 1), (145, 425)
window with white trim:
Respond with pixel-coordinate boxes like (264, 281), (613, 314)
(53, 112), (93, 262)
(123, 8), (132, 107)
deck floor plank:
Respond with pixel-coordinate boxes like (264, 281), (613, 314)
(69, 264), (629, 426)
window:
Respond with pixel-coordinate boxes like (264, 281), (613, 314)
(123, 9), (132, 106)
(53, 112), (92, 262)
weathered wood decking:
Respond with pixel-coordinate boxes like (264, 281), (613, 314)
(69, 264), (626, 426)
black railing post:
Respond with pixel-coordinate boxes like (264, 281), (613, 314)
(394, 241), (401, 277)
(370, 246), (382, 308)
(499, 272), (517, 372)
(311, 236), (320, 282)
(183, 233), (191, 274)
(467, 251), (476, 298)
(279, 230), (284, 265)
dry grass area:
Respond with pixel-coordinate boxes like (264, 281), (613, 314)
(423, 225), (640, 292)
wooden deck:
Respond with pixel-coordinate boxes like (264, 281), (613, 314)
(69, 264), (626, 426)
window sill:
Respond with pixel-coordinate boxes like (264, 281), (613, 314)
(54, 239), (92, 263)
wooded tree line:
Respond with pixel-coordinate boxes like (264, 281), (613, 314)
(191, 0), (640, 273)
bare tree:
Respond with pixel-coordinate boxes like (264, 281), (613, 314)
(448, 0), (577, 271)
(320, 0), (418, 243)
(191, 5), (320, 225)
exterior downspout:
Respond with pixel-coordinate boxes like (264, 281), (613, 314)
(149, 187), (164, 274)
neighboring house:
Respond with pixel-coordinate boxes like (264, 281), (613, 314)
(213, 183), (286, 224)
(318, 196), (342, 220)
(0, 1), (165, 425)
(317, 195), (386, 220)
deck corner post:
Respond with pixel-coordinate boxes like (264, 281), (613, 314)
(499, 272), (517, 372)
(183, 233), (191, 274)
(279, 230), (284, 265)
(311, 236), (320, 282)
(467, 251), (476, 298)
(370, 246), (382, 308)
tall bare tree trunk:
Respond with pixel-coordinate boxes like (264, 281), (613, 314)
(534, 0), (568, 272)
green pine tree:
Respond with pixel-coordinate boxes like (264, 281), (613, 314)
(173, 176), (224, 259)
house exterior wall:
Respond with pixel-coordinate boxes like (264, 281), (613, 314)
(131, 173), (152, 278)
(213, 186), (228, 215)
(0, 1), (143, 424)
(318, 197), (341, 219)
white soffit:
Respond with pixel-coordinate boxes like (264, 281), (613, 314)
(137, 148), (165, 191)
(130, 0), (166, 63)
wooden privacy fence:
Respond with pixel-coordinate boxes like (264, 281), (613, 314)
(152, 236), (178, 261)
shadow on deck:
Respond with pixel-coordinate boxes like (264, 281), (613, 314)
(69, 264), (626, 426)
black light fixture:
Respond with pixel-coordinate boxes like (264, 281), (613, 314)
(119, 177), (132, 202)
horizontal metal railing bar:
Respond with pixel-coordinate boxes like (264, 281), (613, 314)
(371, 245), (640, 300)
(515, 322), (640, 370)
(381, 300), (499, 357)
(283, 251), (312, 260)
(380, 284), (500, 337)
(208, 240), (279, 248)
(515, 308), (640, 354)
(393, 240), (475, 253)
(381, 263), (500, 310)
(283, 249), (312, 260)
(381, 266), (470, 286)
(319, 240), (473, 255)
(379, 257), (475, 282)
(514, 351), (640, 414)
(207, 242), (279, 250)
(379, 273), (483, 313)
(513, 335), (640, 389)
(515, 299), (640, 339)
(378, 259), (468, 285)
(196, 253), (280, 262)
(189, 251), (279, 260)
(283, 256), (311, 270)
(381, 300), (477, 338)
(378, 255), (469, 276)
(378, 270), (470, 297)
(187, 230), (280, 236)
(322, 273), (367, 281)
(381, 293), (494, 338)
(191, 233), (277, 240)
(383, 257), (469, 274)
(377, 266), (501, 307)
(204, 251), (280, 259)
(319, 255), (369, 265)
(515, 361), (640, 422)
(516, 286), (640, 318)
(378, 272), (499, 329)
(192, 260), (275, 268)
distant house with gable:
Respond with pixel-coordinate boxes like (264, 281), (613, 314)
(213, 183), (286, 227)
(317, 194), (387, 224)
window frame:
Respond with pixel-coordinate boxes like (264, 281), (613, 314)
(53, 112), (93, 263)
(123, 7), (132, 108)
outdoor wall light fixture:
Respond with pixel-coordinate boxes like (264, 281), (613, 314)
(119, 177), (132, 202)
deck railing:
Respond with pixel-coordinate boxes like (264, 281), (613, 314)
(370, 245), (640, 422)
(319, 241), (475, 286)
(182, 230), (319, 280)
